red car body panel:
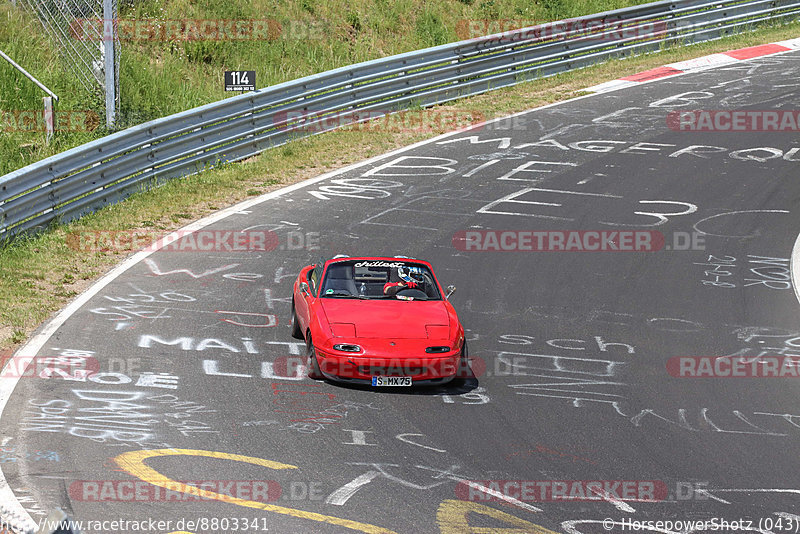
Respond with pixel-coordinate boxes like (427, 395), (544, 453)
(291, 256), (464, 384)
(320, 299), (450, 339)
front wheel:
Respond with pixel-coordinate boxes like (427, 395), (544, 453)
(290, 299), (303, 340)
(306, 336), (323, 379)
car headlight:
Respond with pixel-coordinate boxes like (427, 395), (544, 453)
(425, 346), (451, 354)
(333, 344), (362, 353)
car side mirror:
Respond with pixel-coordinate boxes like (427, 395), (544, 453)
(445, 285), (456, 299)
(301, 281), (311, 295)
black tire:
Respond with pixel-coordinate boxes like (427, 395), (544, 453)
(290, 299), (303, 340)
(306, 336), (323, 379)
(455, 340), (470, 379)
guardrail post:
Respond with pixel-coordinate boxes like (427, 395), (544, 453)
(43, 96), (54, 145)
(103, 0), (116, 129)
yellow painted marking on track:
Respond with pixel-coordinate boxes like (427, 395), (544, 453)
(437, 499), (559, 534)
(114, 448), (398, 534)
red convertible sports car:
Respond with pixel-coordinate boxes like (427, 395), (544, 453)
(290, 256), (467, 386)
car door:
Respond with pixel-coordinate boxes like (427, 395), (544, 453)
(295, 262), (321, 335)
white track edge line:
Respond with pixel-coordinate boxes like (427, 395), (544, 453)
(792, 231), (800, 307)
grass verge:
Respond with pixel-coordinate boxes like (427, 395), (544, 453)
(1, 0), (654, 175)
(1, 20), (799, 352)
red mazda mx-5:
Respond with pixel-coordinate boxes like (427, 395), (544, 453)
(290, 256), (467, 386)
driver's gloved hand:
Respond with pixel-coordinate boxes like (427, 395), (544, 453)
(383, 281), (404, 295)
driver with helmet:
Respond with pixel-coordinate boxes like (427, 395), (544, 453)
(383, 265), (425, 297)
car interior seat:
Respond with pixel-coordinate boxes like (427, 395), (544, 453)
(324, 263), (359, 295)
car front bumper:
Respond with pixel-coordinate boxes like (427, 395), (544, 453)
(314, 348), (461, 384)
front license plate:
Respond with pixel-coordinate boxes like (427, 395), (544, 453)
(371, 376), (412, 386)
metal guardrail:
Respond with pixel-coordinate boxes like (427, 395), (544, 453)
(1, 0), (799, 240)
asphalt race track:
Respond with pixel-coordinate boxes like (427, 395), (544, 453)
(2, 49), (800, 534)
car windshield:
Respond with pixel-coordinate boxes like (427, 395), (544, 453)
(320, 260), (441, 300)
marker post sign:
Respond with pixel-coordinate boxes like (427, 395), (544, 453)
(225, 70), (256, 92)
